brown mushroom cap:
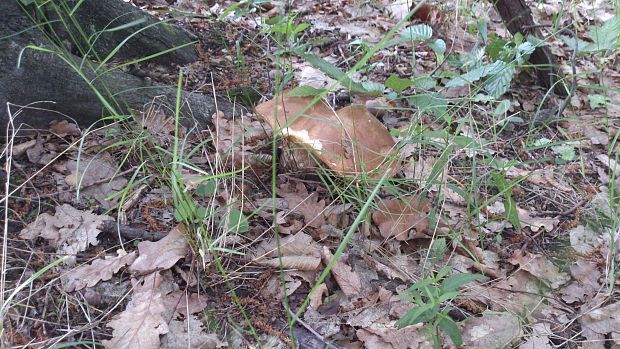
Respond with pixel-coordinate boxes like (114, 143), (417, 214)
(255, 92), (399, 177)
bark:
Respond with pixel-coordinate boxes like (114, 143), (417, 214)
(46, 0), (198, 65)
(492, 0), (567, 95)
(1, 0), (233, 135)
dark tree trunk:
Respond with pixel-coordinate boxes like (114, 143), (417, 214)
(0, 0), (233, 135)
(47, 0), (199, 65)
(492, 0), (567, 96)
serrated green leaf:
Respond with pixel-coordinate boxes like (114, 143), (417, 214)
(483, 61), (515, 98)
(413, 76), (437, 89)
(409, 93), (448, 121)
(564, 16), (620, 53)
(441, 273), (487, 292)
(362, 81), (385, 95)
(385, 75), (415, 93)
(400, 25), (433, 41)
(288, 85), (327, 97)
(438, 316), (463, 346)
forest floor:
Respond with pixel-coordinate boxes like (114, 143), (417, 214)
(2, 0), (620, 348)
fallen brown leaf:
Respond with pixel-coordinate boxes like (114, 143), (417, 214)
(129, 224), (190, 275)
(62, 249), (137, 292)
(19, 204), (111, 265)
(461, 312), (522, 349)
(321, 247), (362, 297)
(509, 252), (570, 290)
(372, 196), (430, 241)
(102, 272), (169, 349)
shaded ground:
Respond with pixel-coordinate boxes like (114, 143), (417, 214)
(2, 0), (620, 348)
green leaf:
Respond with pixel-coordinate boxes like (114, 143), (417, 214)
(408, 93), (448, 121)
(400, 25), (433, 41)
(385, 75), (415, 93)
(196, 179), (217, 197)
(361, 81), (385, 95)
(486, 38), (507, 61)
(226, 209), (249, 233)
(288, 85), (327, 97)
(588, 94), (610, 109)
(396, 303), (435, 328)
(445, 62), (499, 87)
(438, 316), (463, 346)
(483, 61), (515, 97)
(428, 39), (446, 63)
(494, 100), (511, 115)
(413, 76), (437, 89)
(441, 273), (487, 292)
(563, 16), (620, 53)
(552, 144), (576, 161)
(294, 50), (367, 93)
(491, 171), (521, 231)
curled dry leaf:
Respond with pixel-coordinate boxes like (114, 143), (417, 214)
(103, 272), (169, 349)
(255, 92), (399, 177)
(518, 322), (554, 349)
(372, 196), (430, 241)
(579, 302), (620, 347)
(64, 154), (128, 209)
(461, 312), (522, 349)
(509, 252), (570, 290)
(321, 247), (362, 297)
(569, 225), (602, 255)
(49, 119), (82, 137)
(516, 208), (559, 233)
(251, 232), (321, 271)
(161, 315), (225, 349)
(19, 204), (111, 265)
(561, 260), (601, 304)
(129, 224), (190, 275)
(62, 249), (137, 292)
(278, 182), (326, 229)
(356, 323), (430, 349)
(162, 290), (208, 317)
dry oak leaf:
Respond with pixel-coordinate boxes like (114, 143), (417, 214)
(251, 232), (321, 271)
(161, 315), (225, 349)
(102, 272), (169, 349)
(278, 182), (326, 229)
(255, 92), (399, 177)
(372, 196), (430, 241)
(561, 260), (601, 304)
(356, 322), (430, 349)
(516, 208), (559, 233)
(64, 154), (128, 209)
(579, 302), (620, 347)
(129, 224), (190, 275)
(162, 290), (208, 317)
(62, 249), (137, 292)
(461, 312), (522, 349)
(509, 252), (570, 290)
(321, 247), (362, 297)
(19, 204), (111, 265)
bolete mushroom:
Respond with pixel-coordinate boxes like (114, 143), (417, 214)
(255, 92), (399, 177)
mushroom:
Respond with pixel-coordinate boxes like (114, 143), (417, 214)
(255, 91), (399, 177)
